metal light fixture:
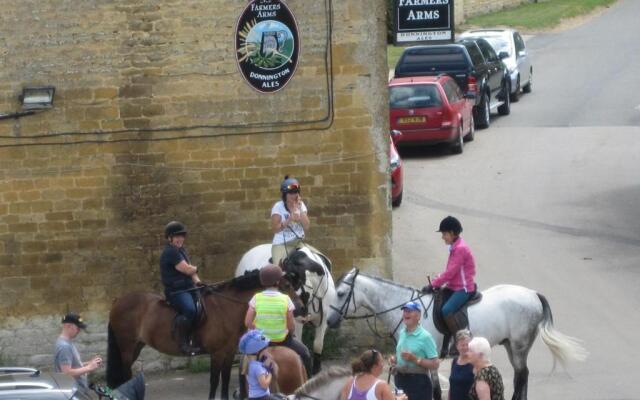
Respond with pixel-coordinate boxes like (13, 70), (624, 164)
(20, 86), (56, 110)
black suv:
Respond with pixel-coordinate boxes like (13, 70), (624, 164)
(393, 38), (511, 129)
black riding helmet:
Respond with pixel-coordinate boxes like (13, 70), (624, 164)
(280, 176), (300, 194)
(165, 221), (187, 239)
(437, 216), (463, 235)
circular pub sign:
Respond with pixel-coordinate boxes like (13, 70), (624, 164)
(235, 0), (300, 93)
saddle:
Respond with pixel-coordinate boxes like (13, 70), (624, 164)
(432, 287), (482, 337)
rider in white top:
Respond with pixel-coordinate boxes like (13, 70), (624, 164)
(271, 176), (310, 265)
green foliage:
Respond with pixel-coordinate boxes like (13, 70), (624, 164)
(464, 0), (617, 30)
(187, 356), (211, 373)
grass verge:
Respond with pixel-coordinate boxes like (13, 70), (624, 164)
(463, 0), (617, 31)
(388, 0), (617, 69)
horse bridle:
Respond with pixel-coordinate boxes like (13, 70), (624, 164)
(330, 268), (435, 341)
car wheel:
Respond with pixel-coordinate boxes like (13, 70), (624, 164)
(498, 80), (511, 116)
(510, 76), (521, 102)
(464, 115), (475, 142)
(392, 191), (403, 207)
(451, 125), (464, 154)
(523, 69), (533, 93)
(475, 92), (490, 129)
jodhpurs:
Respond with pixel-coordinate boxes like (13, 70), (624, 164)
(442, 290), (472, 317)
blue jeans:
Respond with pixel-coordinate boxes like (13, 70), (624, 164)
(166, 290), (197, 324)
(395, 373), (432, 400)
(442, 290), (472, 317)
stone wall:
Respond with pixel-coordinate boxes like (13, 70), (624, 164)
(0, 0), (391, 368)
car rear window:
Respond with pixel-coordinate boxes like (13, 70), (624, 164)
(389, 84), (442, 109)
(483, 36), (511, 56)
(396, 47), (469, 75)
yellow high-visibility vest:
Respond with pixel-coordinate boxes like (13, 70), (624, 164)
(254, 292), (289, 342)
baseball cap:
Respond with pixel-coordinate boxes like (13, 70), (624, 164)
(62, 312), (87, 330)
(401, 301), (421, 311)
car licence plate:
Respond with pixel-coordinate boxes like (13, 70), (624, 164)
(398, 116), (426, 124)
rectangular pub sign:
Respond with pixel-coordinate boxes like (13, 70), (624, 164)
(394, 0), (454, 45)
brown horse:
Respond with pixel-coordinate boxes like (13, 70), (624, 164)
(106, 270), (304, 400)
(239, 346), (307, 398)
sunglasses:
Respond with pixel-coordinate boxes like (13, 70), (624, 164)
(285, 184), (300, 193)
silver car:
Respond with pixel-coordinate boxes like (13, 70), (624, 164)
(459, 29), (533, 101)
(0, 367), (88, 399)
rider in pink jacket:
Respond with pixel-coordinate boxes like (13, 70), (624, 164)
(423, 216), (477, 354)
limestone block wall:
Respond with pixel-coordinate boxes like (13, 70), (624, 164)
(0, 0), (391, 368)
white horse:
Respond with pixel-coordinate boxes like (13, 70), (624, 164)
(326, 268), (588, 400)
(236, 244), (337, 374)
(286, 366), (351, 400)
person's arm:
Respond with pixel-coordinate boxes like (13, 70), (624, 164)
(257, 371), (272, 389)
(60, 356), (101, 378)
(415, 355), (440, 370)
(175, 260), (198, 276)
(271, 213), (288, 234)
(431, 248), (464, 288)
(245, 306), (257, 329)
(286, 310), (295, 333)
(474, 379), (491, 400)
(377, 381), (401, 400)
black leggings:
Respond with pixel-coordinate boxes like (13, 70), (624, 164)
(270, 334), (312, 377)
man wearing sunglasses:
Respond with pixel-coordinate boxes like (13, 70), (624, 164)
(270, 176), (311, 266)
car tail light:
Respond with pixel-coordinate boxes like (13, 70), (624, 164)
(467, 76), (478, 94)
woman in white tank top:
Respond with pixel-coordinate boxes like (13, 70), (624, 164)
(340, 349), (408, 400)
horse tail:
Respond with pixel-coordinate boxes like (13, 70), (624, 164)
(106, 323), (125, 388)
(537, 293), (588, 370)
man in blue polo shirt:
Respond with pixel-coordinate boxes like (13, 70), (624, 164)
(391, 301), (440, 400)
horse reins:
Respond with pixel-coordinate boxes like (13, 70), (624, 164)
(331, 268), (435, 342)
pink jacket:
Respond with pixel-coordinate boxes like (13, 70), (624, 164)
(432, 237), (476, 292)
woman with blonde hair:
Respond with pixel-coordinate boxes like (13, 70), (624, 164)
(339, 349), (407, 400)
(467, 337), (504, 400)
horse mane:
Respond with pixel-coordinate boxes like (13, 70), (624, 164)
(205, 269), (262, 293)
(339, 269), (417, 292)
(293, 366), (351, 395)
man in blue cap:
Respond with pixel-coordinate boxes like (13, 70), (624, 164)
(390, 301), (440, 400)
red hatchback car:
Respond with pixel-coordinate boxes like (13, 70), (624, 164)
(389, 75), (475, 154)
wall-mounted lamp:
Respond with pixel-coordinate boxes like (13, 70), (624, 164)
(20, 86), (56, 110)
(0, 85), (56, 120)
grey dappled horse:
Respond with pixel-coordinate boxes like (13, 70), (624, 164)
(327, 268), (588, 400)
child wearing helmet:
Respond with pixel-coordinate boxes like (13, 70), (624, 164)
(271, 175), (310, 266)
(245, 264), (312, 377)
(239, 329), (279, 400)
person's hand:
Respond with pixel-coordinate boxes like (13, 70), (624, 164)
(388, 355), (397, 365)
(88, 356), (102, 371)
(195, 281), (206, 288)
(400, 351), (416, 362)
(395, 394), (408, 400)
(421, 284), (434, 294)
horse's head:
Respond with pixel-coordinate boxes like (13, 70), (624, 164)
(281, 249), (325, 289)
(277, 274), (307, 318)
(327, 267), (360, 328)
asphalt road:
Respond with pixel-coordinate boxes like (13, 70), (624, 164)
(393, 1), (640, 399)
(144, 2), (640, 399)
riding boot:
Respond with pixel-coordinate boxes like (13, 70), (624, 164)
(176, 316), (201, 355)
(444, 314), (460, 357)
(312, 352), (322, 376)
